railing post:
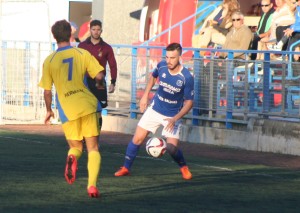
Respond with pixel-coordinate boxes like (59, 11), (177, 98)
(24, 41), (30, 106)
(162, 48), (166, 57)
(192, 49), (200, 125)
(0, 41), (6, 124)
(180, 24), (183, 46)
(226, 52), (234, 129)
(130, 46), (138, 119)
(262, 53), (271, 116)
(1, 41), (7, 105)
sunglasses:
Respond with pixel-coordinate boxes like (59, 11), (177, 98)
(260, 4), (270, 7)
(232, 18), (241, 22)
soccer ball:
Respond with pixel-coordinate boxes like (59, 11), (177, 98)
(146, 137), (167, 158)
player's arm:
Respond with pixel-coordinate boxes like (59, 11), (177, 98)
(107, 46), (118, 93)
(140, 75), (157, 113)
(174, 99), (193, 121)
(164, 100), (193, 132)
(87, 54), (105, 89)
(43, 89), (54, 124)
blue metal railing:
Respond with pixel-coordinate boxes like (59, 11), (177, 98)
(2, 41), (300, 127)
(115, 44), (300, 128)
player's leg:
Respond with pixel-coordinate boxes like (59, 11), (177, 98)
(62, 120), (84, 184)
(114, 126), (149, 177)
(98, 112), (103, 131)
(115, 108), (159, 176)
(125, 126), (148, 167)
(85, 136), (101, 197)
(162, 118), (192, 180)
(82, 113), (101, 197)
(93, 84), (107, 132)
(165, 138), (192, 180)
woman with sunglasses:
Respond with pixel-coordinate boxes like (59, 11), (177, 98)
(192, 0), (240, 50)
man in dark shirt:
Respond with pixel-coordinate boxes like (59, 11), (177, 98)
(250, 0), (275, 60)
(78, 19), (117, 130)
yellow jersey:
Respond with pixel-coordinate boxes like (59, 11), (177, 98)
(39, 46), (104, 123)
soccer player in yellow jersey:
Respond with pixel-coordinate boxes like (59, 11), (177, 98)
(39, 19), (105, 198)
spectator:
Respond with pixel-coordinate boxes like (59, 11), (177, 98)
(268, 0), (299, 53)
(78, 20), (118, 131)
(250, 0), (275, 60)
(265, 0), (295, 50)
(192, 0), (240, 49)
(219, 11), (253, 59)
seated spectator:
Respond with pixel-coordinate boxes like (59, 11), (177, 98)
(263, 0), (295, 50)
(268, 0), (299, 53)
(250, 0), (275, 60)
(219, 11), (253, 60)
(192, 0), (240, 49)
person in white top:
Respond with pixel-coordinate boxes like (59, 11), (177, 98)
(266, 0), (295, 50)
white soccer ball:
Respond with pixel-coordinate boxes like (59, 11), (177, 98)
(146, 137), (167, 158)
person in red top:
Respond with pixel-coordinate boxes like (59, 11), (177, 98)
(78, 19), (117, 131)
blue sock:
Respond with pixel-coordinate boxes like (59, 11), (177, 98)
(170, 149), (186, 168)
(124, 140), (140, 170)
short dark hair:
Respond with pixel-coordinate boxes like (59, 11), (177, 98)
(90, 19), (102, 28)
(166, 43), (182, 55)
(51, 20), (71, 43)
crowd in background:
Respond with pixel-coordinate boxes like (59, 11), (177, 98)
(193, 0), (300, 63)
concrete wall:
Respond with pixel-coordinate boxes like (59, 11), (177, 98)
(102, 115), (300, 156)
(92, 0), (144, 45)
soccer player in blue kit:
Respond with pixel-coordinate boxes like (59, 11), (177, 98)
(115, 43), (194, 180)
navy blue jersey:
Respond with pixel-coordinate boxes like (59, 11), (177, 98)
(150, 60), (194, 117)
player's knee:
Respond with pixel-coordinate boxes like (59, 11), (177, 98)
(166, 143), (178, 155)
(132, 138), (144, 145)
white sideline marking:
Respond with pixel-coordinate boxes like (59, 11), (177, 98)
(113, 152), (234, 172)
(0, 135), (280, 177)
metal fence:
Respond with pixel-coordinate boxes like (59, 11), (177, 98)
(1, 41), (300, 127)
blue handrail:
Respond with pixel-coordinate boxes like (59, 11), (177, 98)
(288, 40), (300, 79)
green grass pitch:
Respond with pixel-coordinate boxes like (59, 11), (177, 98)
(1, 129), (300, 213)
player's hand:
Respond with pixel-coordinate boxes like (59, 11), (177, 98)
(44, 110), (54, 125)
(95, 79), (106, 90)
(139, 95), (148, 113)
(164, 117), (176, 132)
(108, 84), (115, 93)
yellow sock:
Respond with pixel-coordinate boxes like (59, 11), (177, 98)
(87, 151), (101, 188)
(68, 148), (82, 160)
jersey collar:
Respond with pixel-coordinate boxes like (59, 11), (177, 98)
(57, 46), (73, 52)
